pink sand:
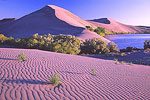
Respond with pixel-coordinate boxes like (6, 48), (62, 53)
(0, 5), (147, 43)
(89, 18), (143, 33)
(0, 48), (150, 100)
(0, 5), (109, 42)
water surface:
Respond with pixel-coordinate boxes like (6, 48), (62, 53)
(105, 34), (150, 49)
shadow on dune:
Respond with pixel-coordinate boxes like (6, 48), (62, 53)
(59, 71), (83, 75)
(81, 51), (150, 66)
(2, 79), (47, 85)
(90, 18), (111, 24)
(0, 58), (16, 61)
(1, 5), (85, 39)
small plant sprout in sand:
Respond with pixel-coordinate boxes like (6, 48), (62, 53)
(120, 61), (125, 64)
(113, 58), (118, 62)
(134, 60), (138, 64)
(113, 58), (118, 64)
(127, 62), (133, 66)
(17, 53), (26, 61)
(92, 69), (96, 75)
(49, 72), (61, 86)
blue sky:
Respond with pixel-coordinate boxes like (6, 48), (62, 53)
(0, 0), (150, 26)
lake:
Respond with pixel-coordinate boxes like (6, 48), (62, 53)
(105, 34), (150, 49)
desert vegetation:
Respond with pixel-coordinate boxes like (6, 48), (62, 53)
(0, 33), (119, 55)
(17, 53), (26, 61)
(86, 26), (106, 37)
(49, 72), (61, 86)
(91, 69), (96, 75)
(11, 33), (81, 55)
(81, 38), (119, 54)
(86, 26), (132, 37)
(144, 40), (150, 49)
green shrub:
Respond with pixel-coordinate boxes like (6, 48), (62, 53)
(81, 38), (109, 54)
(113, 58), (118, 62)
(51, 34), (81, 54)
(86, 26), (106, 36)
(92, 69), (96, 75)
(0, 34), (8, 45)
(49, 72), (61, 86)
(5, 36), (15, 45)
(144, 40), (150, 49)
(0, 33), (119, 55)
(94, 27), (105, 34)
(13, 34), (81, 55)
(120, 61), (125, 64)
(86, 26), (94, 32)
(81, 38), (119, 54)
(17, 53), (26, 61)
(127, 62), (133, 65)
(26, 38), (38, 48)
(107, 42), (119, 53)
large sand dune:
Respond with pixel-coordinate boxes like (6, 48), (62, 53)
(0, 5), (110, 42)
(1, 5), (149, 42)
(0, 48), (150, 100)
(89, 18), (143, 33)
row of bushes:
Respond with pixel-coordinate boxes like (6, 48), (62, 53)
(86, 26), (134, 36)
(0, 33), (119, 55)
(86, 26), (106, 37)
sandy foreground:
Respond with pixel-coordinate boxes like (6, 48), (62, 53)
(0, 48), (150, 100)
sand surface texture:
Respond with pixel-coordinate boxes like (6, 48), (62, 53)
(0, 48), (150, 100)
(89, 18), (142, 33)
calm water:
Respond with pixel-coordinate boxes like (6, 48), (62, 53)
(105, 34), (150, 49)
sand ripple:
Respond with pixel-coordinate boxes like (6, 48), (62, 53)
(0, 48), (150, 100)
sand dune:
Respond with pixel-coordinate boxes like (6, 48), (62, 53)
(0, 48), (150, 100)
(0, 5), (110, 42)
(0, 18), (17, 25)
(0, 5), (149, 43)
(89, 18), (143, 33)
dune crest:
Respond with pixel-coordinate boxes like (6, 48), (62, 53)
(89, 18), (143, 33)
(0, 5), (149, 42)
(0, 5), (109, 42)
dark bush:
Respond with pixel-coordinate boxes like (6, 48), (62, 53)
(81, 38), (119, 54)
(144, 40), (150, 49)
(0, 33), (119, 55)
(14, 34), (81, 55)
(107, 42), (119, 53)
(86, 26), (106, 37)
(0, 34), (8, 45)
(5, 37), (15, 45)
(94, 27), (105, 34)
(86, 26), (94, 32)
(120, 47), (141, 52)
(51, 34), (81, 54)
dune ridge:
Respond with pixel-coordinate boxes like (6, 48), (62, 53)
(0, 5), (110, 42)
(1, 5), (149, 43)
(89, 18), (143, 33)
(0, 48), (150, 100)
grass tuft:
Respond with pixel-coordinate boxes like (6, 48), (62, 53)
(92, 69), (96, 75)
(120, 61), (125, 64)
(49, 72), (61, 86)
(113, 58), (118, 62)
(127, 62), (133, 65)
(17, 53), (26, 61)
